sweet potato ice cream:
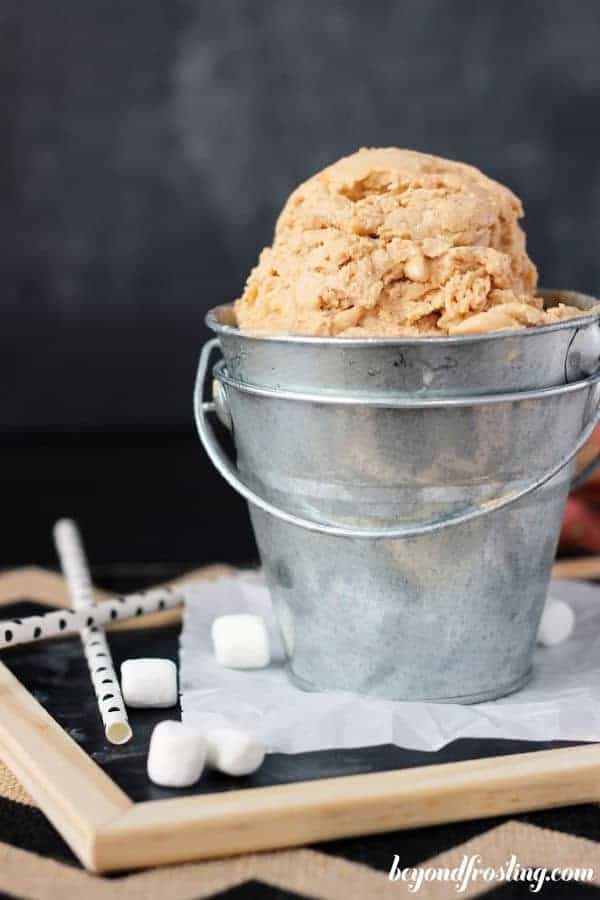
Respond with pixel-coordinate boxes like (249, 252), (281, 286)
(234, 148), (583, 337)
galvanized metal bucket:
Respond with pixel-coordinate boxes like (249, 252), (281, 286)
(195, 290), (600, 703)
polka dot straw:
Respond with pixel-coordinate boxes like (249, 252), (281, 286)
(53, 519), (133, 745)
(0, 587), (183, 650)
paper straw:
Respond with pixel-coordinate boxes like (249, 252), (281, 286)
(53, 519), (133, 745)
(0, 586), (183, 651)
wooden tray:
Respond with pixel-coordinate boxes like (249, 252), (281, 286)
(0, 564), (599, 874)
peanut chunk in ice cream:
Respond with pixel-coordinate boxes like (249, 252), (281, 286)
(234, 147), (585, 337)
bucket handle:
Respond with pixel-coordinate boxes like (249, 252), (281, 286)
(194, 338), (600, 540)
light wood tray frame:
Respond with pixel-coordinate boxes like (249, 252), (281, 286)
(1, 563), (600, 874)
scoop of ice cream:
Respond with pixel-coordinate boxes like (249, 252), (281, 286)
(234, 147), (582, 337)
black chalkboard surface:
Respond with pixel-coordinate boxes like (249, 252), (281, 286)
(2, 600), (581, 805)
(2, 561), (599, 875)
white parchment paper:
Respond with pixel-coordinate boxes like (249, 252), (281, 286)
(179, 572), (600, 752)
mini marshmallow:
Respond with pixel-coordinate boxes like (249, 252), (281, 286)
(121, 658), (178, 708)
(206, 727), (266, 776)
(211, 614), (270, 669)
(537, 598), (575, 647)
(147, 721), (206, 788)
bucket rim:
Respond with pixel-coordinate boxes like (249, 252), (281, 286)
(206, 288), (599, 347)
(214, 358), (600, 408)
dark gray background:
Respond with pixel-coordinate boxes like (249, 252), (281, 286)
(3, 0), (600, 429)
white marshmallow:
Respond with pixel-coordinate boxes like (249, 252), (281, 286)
(206, 727), (266, 776)
(121, 658), (178, 708)
(211, 614), (270, 669)
(147, 720), (206, 788)
(537, 598), (575, 647)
